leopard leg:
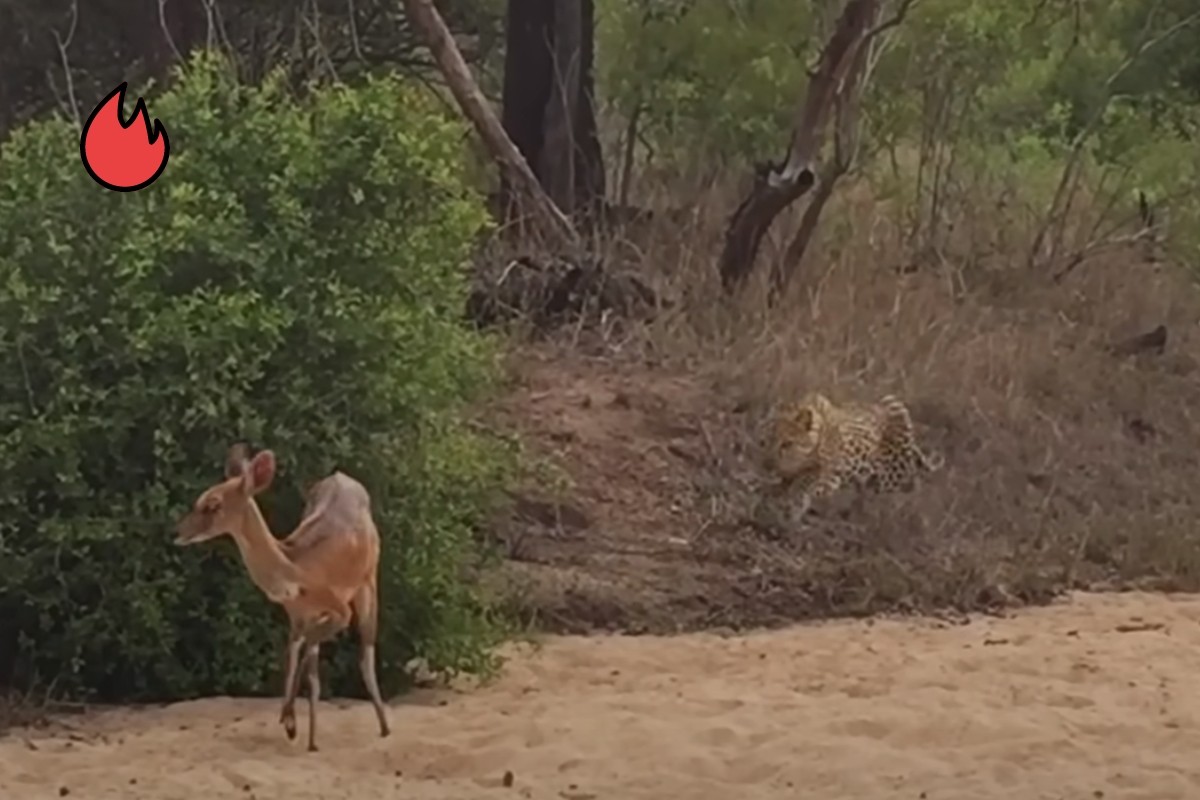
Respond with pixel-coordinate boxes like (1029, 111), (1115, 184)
(794, 473), (841, 525)
(789, 492), (813, 527)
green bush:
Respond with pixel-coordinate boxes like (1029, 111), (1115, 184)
(0, 52), (511, 701)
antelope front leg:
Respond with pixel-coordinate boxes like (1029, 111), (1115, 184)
(280, 629), (305, 741)
(304, 642), (321, 752)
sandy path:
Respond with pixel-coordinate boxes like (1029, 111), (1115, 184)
(3, 591), (1199, 800)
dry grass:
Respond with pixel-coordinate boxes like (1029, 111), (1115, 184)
(487, 170), (1200, 631)
(0, 692), (48, 738)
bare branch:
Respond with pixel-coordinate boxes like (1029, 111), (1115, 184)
(865, 0), (919, 43)
(301, 0), (340, 82)
(157, 0), (186, 66)
(201, 0), (218, 50)
(50, 0), (81, 127)
(1068, 0), (1198, 117)
(1023, 0), (1054, 30)
(213, 1), (237, 57)
(1051, 227), (1156, 283)
(346, 0), (366, 62)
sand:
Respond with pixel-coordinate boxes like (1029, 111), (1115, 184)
(3, 591), (1199, 800)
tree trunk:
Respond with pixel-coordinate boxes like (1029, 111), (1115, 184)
(774, 17), (877, 297)
(574, 0), (605, 219)
(775, 172), (838, 294)
(500, 0), (604, 228)
(717, 0), (880, 292)
(500, 0), (554, 207)
(538, 0), (581, 215)
(403, 0), (577, 250)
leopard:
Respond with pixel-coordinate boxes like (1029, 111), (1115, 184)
(765, 391), (943, 524)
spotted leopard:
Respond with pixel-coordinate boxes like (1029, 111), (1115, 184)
(767, 392), (943, 522)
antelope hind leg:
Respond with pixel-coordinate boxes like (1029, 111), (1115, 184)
(351, 582), (390, 737)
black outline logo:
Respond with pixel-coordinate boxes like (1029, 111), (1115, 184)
(80, 82), (170, 192)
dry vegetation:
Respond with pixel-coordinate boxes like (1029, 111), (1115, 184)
(483, 172), (1200, 634)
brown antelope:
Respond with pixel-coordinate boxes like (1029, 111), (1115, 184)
(174, 442), (390, 751)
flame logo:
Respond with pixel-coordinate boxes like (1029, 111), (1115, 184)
(80, 82), (170, 192)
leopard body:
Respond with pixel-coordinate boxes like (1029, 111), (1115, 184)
(768, 392), (943, 521)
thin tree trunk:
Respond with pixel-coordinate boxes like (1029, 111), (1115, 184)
(617, 102), (643, 208)
(538, 0), (582, 215)
(500, 0), (554, 219)
(574, 0), (605, 221)
(499, 0), (604, 230)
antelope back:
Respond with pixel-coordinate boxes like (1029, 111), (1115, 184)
(282, 472), (380, 586)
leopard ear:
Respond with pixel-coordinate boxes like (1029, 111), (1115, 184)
(794, 406), (814, 431)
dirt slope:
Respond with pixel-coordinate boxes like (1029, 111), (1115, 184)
(3, 592), (1197, 800)
(486, 345), (1000, 634)
(486, 345), (781, 633)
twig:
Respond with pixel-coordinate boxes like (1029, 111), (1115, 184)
(211, 0), (237, 55)
(1051, 227), (1156, 283)
(346, 0), (366, 61)
(301, 0), (341, 82)
(1024, 0), (1054, 29)
(157, 0), (186, 65)
(50, 0), (82, 127)
(15, 338), (37, 415)
(1114, 622), (1164, 633)
(201, 0), (218, 50)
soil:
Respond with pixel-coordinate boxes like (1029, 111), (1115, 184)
(4, 592), (1198, 800)
(485, 344), (966, 635)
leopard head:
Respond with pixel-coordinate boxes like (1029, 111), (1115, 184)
(767, 393), (831, 474)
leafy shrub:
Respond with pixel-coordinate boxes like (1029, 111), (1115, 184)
(0, 52), (511, 701)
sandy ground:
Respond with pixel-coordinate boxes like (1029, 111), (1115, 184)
(3, 591), (1200, 800)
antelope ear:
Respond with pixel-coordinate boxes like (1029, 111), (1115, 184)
(225, 442), (252, 479)
(244, 450), (277, 496)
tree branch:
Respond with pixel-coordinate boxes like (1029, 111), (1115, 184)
(864, 0), (919, 43)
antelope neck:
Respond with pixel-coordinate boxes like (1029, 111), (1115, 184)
(228, 501), (304, 598)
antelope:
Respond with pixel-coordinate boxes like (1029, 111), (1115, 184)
(174, 442), (390, 751)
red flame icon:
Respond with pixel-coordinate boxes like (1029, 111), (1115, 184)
(80, 82), (170, 192)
